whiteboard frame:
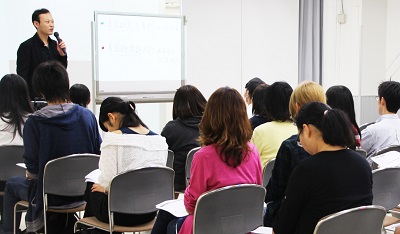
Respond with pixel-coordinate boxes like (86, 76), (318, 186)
(92, 11), (185, 103)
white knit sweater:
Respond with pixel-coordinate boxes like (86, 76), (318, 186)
(97, 132), (168, 190)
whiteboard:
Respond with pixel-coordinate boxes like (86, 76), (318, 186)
(93, 11), (184, 102)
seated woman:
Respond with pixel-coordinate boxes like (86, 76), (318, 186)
(161, 85), (207, 192)
(69, 83), (91, 108)
(264, 81), (326, 227)
(0, 74), (34, 225)
(249, 84), (270, 130)
(151, 87), (263, 234)
(83, 97), (168, 228)
(251, 81), (296, 168)
(2, 61), (102, 234)
(273, 102), (372, 234)
(326, 85), (361, 149)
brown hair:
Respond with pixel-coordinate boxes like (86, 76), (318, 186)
(199, 87), (253, 168)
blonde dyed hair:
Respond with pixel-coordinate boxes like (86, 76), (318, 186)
(289, 81), (326, 118)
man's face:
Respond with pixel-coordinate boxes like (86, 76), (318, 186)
(34, 13), (54, 36)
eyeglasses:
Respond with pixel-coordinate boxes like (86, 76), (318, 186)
(296, 123), (310, 148)
(375, 96), (380, 101)
(297, 127), (304, 147)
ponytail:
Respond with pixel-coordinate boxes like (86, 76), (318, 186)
(99, 97), (148, 132)
(320, 109), (355, 147)
(295, 102), (355, 148)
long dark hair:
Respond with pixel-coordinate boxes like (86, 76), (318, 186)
(172, 85), (207, 120)
(326, 85), (360, 136)
(0, 74), (34, 139)
(199, 87), (253, 168)
(98, 97), (148, 132)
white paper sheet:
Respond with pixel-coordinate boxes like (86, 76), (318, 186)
(156, 198), (189, 217)
(371, 151), (400, 169)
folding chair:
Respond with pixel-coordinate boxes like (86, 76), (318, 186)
(355, 148), (367, 158)
(313, 205), (386, 234)
(0, 146), (25, 229)
(0, 146), (25, 196)
(359, 122), (375, 132)
(185, 147), (201, 187)
(167, 149), (174, 169)
(375, 145), (400, 156)
(372, 167), (400, 228)
(74, 167), (174, 233)
(14, 153), (100, 234)
(262, 158), (275, 187)
(193, 184), (266, 234)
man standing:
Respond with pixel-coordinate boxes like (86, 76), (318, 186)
(361, 81), (400, 162)
(17, 8), (67, 100)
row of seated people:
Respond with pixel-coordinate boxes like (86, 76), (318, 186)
(0, 61), (399, 233)
(245, 78), (400, 227)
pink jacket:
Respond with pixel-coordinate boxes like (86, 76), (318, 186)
(179, 143), (263, 234)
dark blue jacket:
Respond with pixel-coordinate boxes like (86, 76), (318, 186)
(23, 104), (101, 232)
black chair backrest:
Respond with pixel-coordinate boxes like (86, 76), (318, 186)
(355, 148), (367, 158)
(167, 150), (174, 169)
(0, 146), (25, 181)
(185, 147), (201, 187)
(372, 167), (400, 210)
(43, 154), (100, 196)
(359, 122), (375, 132)
(193, 184), (265, 234)
(109, 167), (174, 214)
(313, 205), (386, 234)
(375, 145), (400, 156)
(262, 158), (275, 187)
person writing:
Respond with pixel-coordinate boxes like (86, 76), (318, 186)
(17, 8), (67, 100)
(83, 97), (168, 232)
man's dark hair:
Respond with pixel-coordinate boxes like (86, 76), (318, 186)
(378, 81), (400, 113)
(245, 77), (265, 100)
(32, 61), (69, 103)
(32, 8), (50, 25)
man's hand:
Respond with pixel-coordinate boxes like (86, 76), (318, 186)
(57, 41), (67, 56)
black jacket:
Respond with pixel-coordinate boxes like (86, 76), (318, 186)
(161, 116), (201, 191)
(17, 33), (68, 99)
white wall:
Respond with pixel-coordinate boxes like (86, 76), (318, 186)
(386, 0), (400, 81)
(360, 0), (387, 95)
(323, 0), (400, 124)
(0, 2), (7, 75)
(323, 0), (362, 95)
(182, 0), (299, 98)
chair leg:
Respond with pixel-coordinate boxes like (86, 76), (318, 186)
(13, 203), (27, 234)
